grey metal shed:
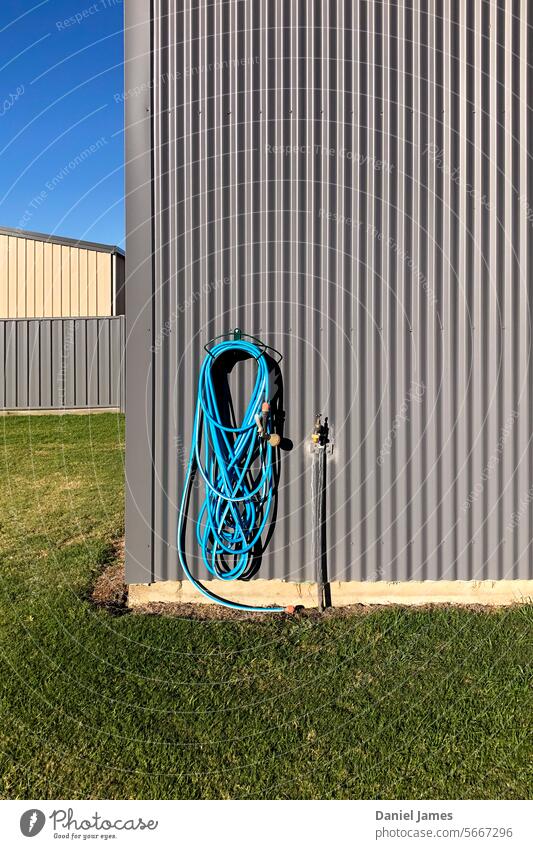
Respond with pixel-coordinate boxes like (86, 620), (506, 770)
(125, 1), (533, 595)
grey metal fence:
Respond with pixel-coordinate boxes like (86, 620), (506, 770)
(0, 317), (124, 412)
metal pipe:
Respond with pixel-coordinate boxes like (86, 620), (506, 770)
(311, 414), (330, 612)
(311, 443), (327, 611)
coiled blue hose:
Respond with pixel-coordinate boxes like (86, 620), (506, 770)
(177, 338), (286, 612)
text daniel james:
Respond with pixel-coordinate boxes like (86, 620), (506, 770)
(376, 811), (453, 823)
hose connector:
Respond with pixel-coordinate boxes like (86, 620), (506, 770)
(258, 400), (281, 446)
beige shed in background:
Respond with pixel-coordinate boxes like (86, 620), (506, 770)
(0, 226), (125, 318)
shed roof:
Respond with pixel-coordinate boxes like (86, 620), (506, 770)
(0, 225), (125, 257)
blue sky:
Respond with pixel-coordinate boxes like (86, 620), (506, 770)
(0, 0), (124, 247)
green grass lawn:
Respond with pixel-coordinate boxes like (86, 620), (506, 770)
(0, 413), (531, 799)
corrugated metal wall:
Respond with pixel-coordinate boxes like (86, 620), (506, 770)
(0, 232), (125, 318)
(0, 317), (124, 411)
(125, 1), (533, 585)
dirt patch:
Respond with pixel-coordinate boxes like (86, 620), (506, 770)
(121, 596), (501, 622)
(91, 538), (128, 612)
(130, 600), (294, 621)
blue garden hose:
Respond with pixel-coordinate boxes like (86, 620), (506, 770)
(177, 338), (289, 612)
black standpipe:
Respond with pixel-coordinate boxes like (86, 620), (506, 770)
(311, 415), (331, 612)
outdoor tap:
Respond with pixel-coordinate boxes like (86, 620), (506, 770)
(310, 414), (331, 450)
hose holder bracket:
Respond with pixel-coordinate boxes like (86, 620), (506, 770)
(204, 328), (283, 363)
